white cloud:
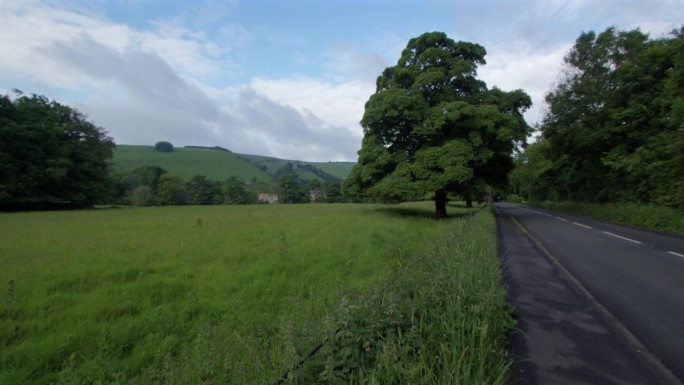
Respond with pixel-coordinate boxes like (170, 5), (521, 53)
(479, 44), (571, 127)
(227, 86), (362, 160)
(2, 0), (683, 162)
(0, 0), (366, 161)
(250, 76), (373, 138)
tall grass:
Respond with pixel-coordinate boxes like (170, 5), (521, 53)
(0, 203), (512, 384)
(288, 209), (514, 384)
(527, 200), (684, 236)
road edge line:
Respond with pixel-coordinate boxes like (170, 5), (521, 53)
(506, 214), (683, 385)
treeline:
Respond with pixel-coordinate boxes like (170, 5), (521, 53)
(238, 155), (343, 183)
(271, 162), (341, 183)
(109, 165), (343, 206)
(511, 27), (684, 209)
(0, 91), (346, 210)
(183, 145), (231, 152)
(0, 92), (115, 210)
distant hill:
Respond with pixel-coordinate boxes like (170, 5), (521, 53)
(112, 145), (355, 182)
(235, 153), (356, 181)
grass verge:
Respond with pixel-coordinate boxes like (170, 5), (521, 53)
(287, 208), (515, 384)
(526, 201), (684, 236)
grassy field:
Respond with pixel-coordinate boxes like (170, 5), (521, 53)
(112, 145), (272, 182)
(0, 203), (513, 384)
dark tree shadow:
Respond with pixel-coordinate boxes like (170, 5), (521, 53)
(374, 202), (475, 220)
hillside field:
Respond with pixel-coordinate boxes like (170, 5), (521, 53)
(236, 153), (356, 180)
(111, 145), (272, 182)
(0, 203), (513, 384)
(111, 145), (356, 182)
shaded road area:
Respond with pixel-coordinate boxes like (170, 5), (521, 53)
(496, 203), (684, 385)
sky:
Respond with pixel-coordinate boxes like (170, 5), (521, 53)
(1, 0), (682, 161)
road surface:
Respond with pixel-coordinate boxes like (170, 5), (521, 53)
(497, 203), (684, 384)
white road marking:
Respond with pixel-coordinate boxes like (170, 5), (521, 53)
(668, 251), (684, 258)
(602, 231), (642, 244)
(544, 213), (553, 217)
(573, 222), (592, 229)
(555, 217), (568, 222)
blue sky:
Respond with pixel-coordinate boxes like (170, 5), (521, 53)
(1, 0), (682, 161)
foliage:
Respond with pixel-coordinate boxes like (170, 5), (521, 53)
(131, 165), (166, 194)
(131, 185), (155, 206)
(278, 173), (307, 203)
(185, 175), (221, 205)
(323, 181), (343, 203)
(343, 32), (532, 218)
(220, 176), (249, 204)
(183, 145), (231, 152)
(157, 173), (187, 205)
(107, 166), (341, 206)
(0, 203), (512, 384)
(154, 141), (174, 152)
(515, 27), (684, 208)
(509, 139), (553, 201)
(0, 92), (115, 207)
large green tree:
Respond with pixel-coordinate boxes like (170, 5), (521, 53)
(220, 176), (249, 204)
(278, 173), (306, 203)
(343, 32), (531, 218)
(537, 27), (684, 207)
(157, 173), (187, 205)
(0, 92), (115, 208)
(186, 175), (220, 205)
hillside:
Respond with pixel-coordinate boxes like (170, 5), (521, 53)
(112, 145), (355, 182)
(236, 153), (355, 180)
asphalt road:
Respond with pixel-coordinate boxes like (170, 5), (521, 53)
(497, 203), (684, 383)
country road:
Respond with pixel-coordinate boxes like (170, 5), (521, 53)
(496, 203), (684, 383)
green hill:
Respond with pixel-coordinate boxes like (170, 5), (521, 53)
(112, 145), (356, 182)
(235, 154), (355, 182)
(314, 161), (357, 180)
(112, 145), (271, 182)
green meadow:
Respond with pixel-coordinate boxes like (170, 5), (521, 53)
(0, 203), (513, 384)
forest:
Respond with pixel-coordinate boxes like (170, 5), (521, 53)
(510, 27), (684, 209)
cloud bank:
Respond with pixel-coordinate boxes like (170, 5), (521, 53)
(1, 0), (682, 161)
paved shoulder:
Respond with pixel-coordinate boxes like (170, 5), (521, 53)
(497, 206), (676, 385)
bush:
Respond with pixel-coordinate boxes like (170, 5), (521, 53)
(154, 141), (174, 152)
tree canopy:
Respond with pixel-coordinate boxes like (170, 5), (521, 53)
(0, 92), (115, 208)
(342, 32), (532, 218)
(511, 27), (684, 208)
(154, 141), (174, 152)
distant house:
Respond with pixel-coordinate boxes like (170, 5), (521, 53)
(308, 189), (321, 202)
(258, 193), (279, 204)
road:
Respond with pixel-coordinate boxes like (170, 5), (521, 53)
(496, 203), (684, 384)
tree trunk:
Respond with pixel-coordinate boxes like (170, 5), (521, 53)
(434, 189), (448, 219)
(464, 191), (473, 208)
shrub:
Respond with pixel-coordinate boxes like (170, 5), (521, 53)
(154, 141), (174, 152)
